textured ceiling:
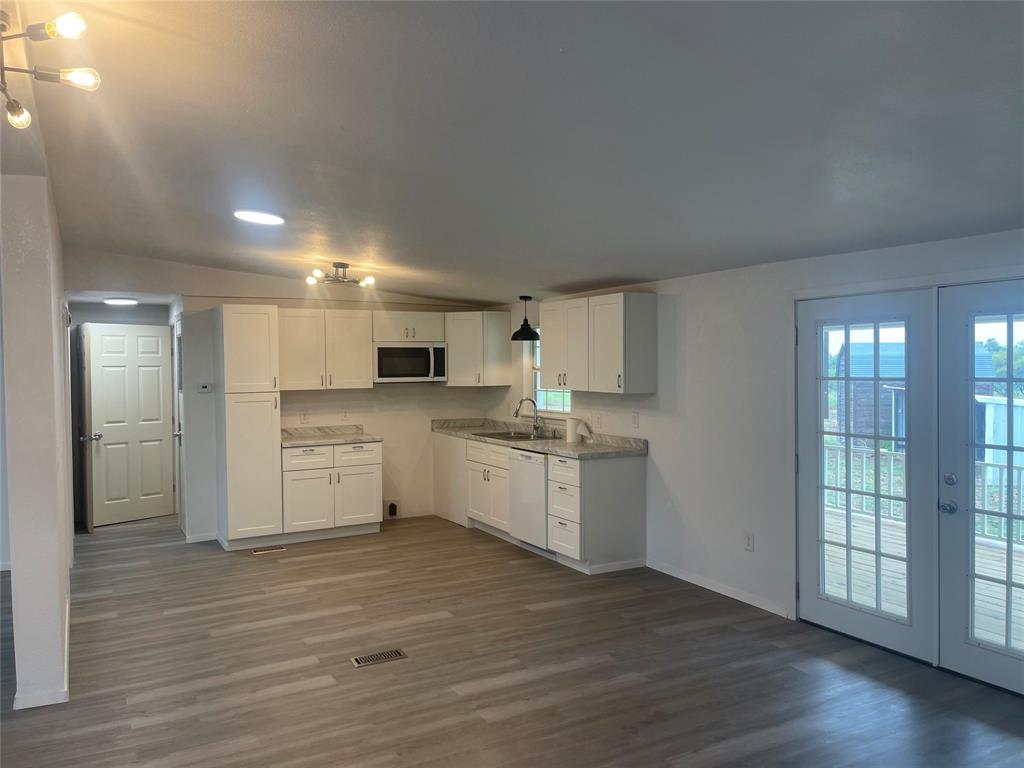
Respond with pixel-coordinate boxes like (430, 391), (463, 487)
(8, 1), (1023, 302)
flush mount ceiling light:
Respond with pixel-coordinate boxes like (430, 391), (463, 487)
(233, 210), (285, 226)
(104, 297), (138, 306)
(306, 262), (376, 288)
(511, 296), (540, 342)
(1, 10), (100, 130)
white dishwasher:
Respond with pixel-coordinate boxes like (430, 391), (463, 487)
(509, 449), (547, 549)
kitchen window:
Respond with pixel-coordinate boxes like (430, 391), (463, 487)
(532, 332), (572, 414)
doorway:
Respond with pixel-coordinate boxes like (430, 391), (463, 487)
(797, 280), (1023, 694)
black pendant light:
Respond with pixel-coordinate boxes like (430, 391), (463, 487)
(511, 295), (540, 342)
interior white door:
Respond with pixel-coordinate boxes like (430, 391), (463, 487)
(173, 318), (184, 530)
(279, 308), (326, 390)
(325, 310), (373, 389)
(445, 312), (483, 386)
(335, 464), (383, 526)
(83, 323), (174, 526)
(797, 291), (937, 661)
(938, 280), (1024, 694)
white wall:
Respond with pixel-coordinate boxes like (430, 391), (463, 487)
(492, 229), (1024, 618)
(1, 174), (74, 708)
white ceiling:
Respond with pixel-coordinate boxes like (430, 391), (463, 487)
(8, 1), (1023, 302)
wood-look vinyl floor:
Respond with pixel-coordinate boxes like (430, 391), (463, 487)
(1, 515), (1022, 767)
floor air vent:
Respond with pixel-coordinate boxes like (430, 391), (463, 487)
(251, 546), (286, 555)
(351, 649), (407, 668)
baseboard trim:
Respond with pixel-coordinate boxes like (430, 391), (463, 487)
(217, 523), (381, 552)
(646, 558), (794, 619)
(185, 531), (218, 543)
(469, 520), (644, 575)
(13, 686), (70, 710)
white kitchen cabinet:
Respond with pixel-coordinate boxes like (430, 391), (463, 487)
(445, 311), (512, 386)
(279, 308), (326, 390)
(467, 461), (490, 524)
(433, 434), (469, 526)
(218, 305), (279, 393)
(488, 466), (510, 531)
(372, 311), (444, 342)
(466, 442), (511, 533)
(326, 309), (373, 389)
(335, 464), (383, 526)
(283, 468), (335, 532)
(588, 293), (658, 394)
(221, 392), (282, 539)
(539, 298), (588, 391)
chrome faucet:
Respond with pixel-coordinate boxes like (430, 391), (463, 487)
(514, 397), (542, 437)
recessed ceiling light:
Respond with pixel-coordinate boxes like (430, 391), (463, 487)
(234, 210), (284, 226)
(104, 297), (138, 306)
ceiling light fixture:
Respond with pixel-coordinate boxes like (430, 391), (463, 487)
(306, 262), (376, 288)
(1, 9), (100, 130)
(104, 297), (138, 306)
(234, 210), (285, 226)
(511, 296), (540, 341)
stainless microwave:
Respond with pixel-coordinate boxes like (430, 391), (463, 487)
(373, 342), (447, 383)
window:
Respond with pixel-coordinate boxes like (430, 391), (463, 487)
(531, 332), (571, 414)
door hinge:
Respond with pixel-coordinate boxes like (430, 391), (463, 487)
(795, 453), (799, 474)
(795, 582), (800, 600)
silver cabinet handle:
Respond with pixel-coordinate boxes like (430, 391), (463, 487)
(617, 373), (622, 389)
(476, 372), (481, 383)
(557, 459), (567, 464)
(274, 396), (278, 410)
(302, 448), (316, 454)
(564, 373), (567, 386)
(557, 486), (567, 491)
(273, 376), (277, 388)
(412, 327), (416, 339)
(329, 473), (332, 485)
(405, 328), (409, 338)
(939, 501), (958, 515)
(351, 445), (364, 450)
(337, 471), (341, 483)
(557, 521), (567, 527)
(80, 432), (103, 443)
(329, 374), (332, 386)
(321, 375), (324, 387)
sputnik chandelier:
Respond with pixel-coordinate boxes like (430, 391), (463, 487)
(305, 262), (376, 288)
(1, 9), (100, 130)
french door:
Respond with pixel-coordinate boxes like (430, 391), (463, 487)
(798, 281), (1024, 694)
(798, 290), (937, 662)
(938, 280), (1024, 693)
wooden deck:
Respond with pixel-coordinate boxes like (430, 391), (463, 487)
(824, 507), (1024, 648)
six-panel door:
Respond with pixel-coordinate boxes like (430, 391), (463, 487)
(335, 465), (384, 526)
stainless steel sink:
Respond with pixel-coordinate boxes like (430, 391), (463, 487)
(471, 431), (543, 441)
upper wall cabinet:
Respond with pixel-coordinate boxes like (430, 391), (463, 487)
(326, 310), (373, 389)
(372, 311), (445, 342)
(588, 293), (657, 394)
(445, 311), (513, 386)
(279, 308), (327, 390)
(539, 298), (589, 391)
(278, 308), (373, 391)
(219, 304), (279, 393)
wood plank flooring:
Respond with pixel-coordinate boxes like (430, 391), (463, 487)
(2, 515), (1022, 767)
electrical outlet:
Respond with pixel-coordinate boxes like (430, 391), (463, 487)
(300, 411), (311, 425)
(632, 411), (640, 430)
(744, 532), (755, 552)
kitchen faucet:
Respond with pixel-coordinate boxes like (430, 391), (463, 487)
(514, 397), (542, 437)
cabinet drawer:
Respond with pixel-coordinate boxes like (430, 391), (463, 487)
(466, 440), (509, 470)
(334, 442), (382, 467)
(282, 445), (333, 471)
(547, 516), (581, 560)
(548, 481), (581, 523)
(548, 455), (580, 487)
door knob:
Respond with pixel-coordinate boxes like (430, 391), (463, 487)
(173, 430), (183, 439)
(939, 501), (958, 515)
(80, 432), (103, 443)
(943, 473), (958, 487)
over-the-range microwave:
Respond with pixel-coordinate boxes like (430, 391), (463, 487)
(373, 342), (447, 383)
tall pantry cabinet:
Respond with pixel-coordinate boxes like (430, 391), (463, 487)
(214, 305), (283, 545)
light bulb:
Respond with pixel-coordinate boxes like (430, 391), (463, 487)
(305, 276), (318, 286)
(311, 268), (325, 278)
(60, 68), (101, 92)
(5, 100), (31, 130)
(49, 12), (88, 39)
(362, 275), (376, 286)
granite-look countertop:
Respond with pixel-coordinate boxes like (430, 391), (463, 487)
(281, 425), (384, 448)
(431, 418), (647, 460)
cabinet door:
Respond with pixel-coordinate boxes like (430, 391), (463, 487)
(563, 298), (590, 391)
(224, 392), (282, 538)
(283, 468), (334, 532)
(481, 312), (513, 386)
(467, 461), (490, 523)
(538, 302), (566, 390)
(410, 312), (445, 342)
(222, 305), (279, 392)
(335, 464), (383, 526)
(445, 312), (483, 386)
(279, 309), (326, 390)
(488, 466), (510, 533)
(325, 310), (373, 389)
(588, 293), (623, 393)
(372, 311), (413, 342)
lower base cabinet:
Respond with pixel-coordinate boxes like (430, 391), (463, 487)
(282, 443), (383, 533)
(467, 459), (510, 532)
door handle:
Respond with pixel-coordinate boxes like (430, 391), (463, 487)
(173, 430), (183, 439)
(939, 501), (958, 515)
(80, 432), (103, 443)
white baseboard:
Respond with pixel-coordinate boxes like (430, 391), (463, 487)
(13, 686), (69, 710)
(185, 531), (218, 543)
(646, 557), (794, 619)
